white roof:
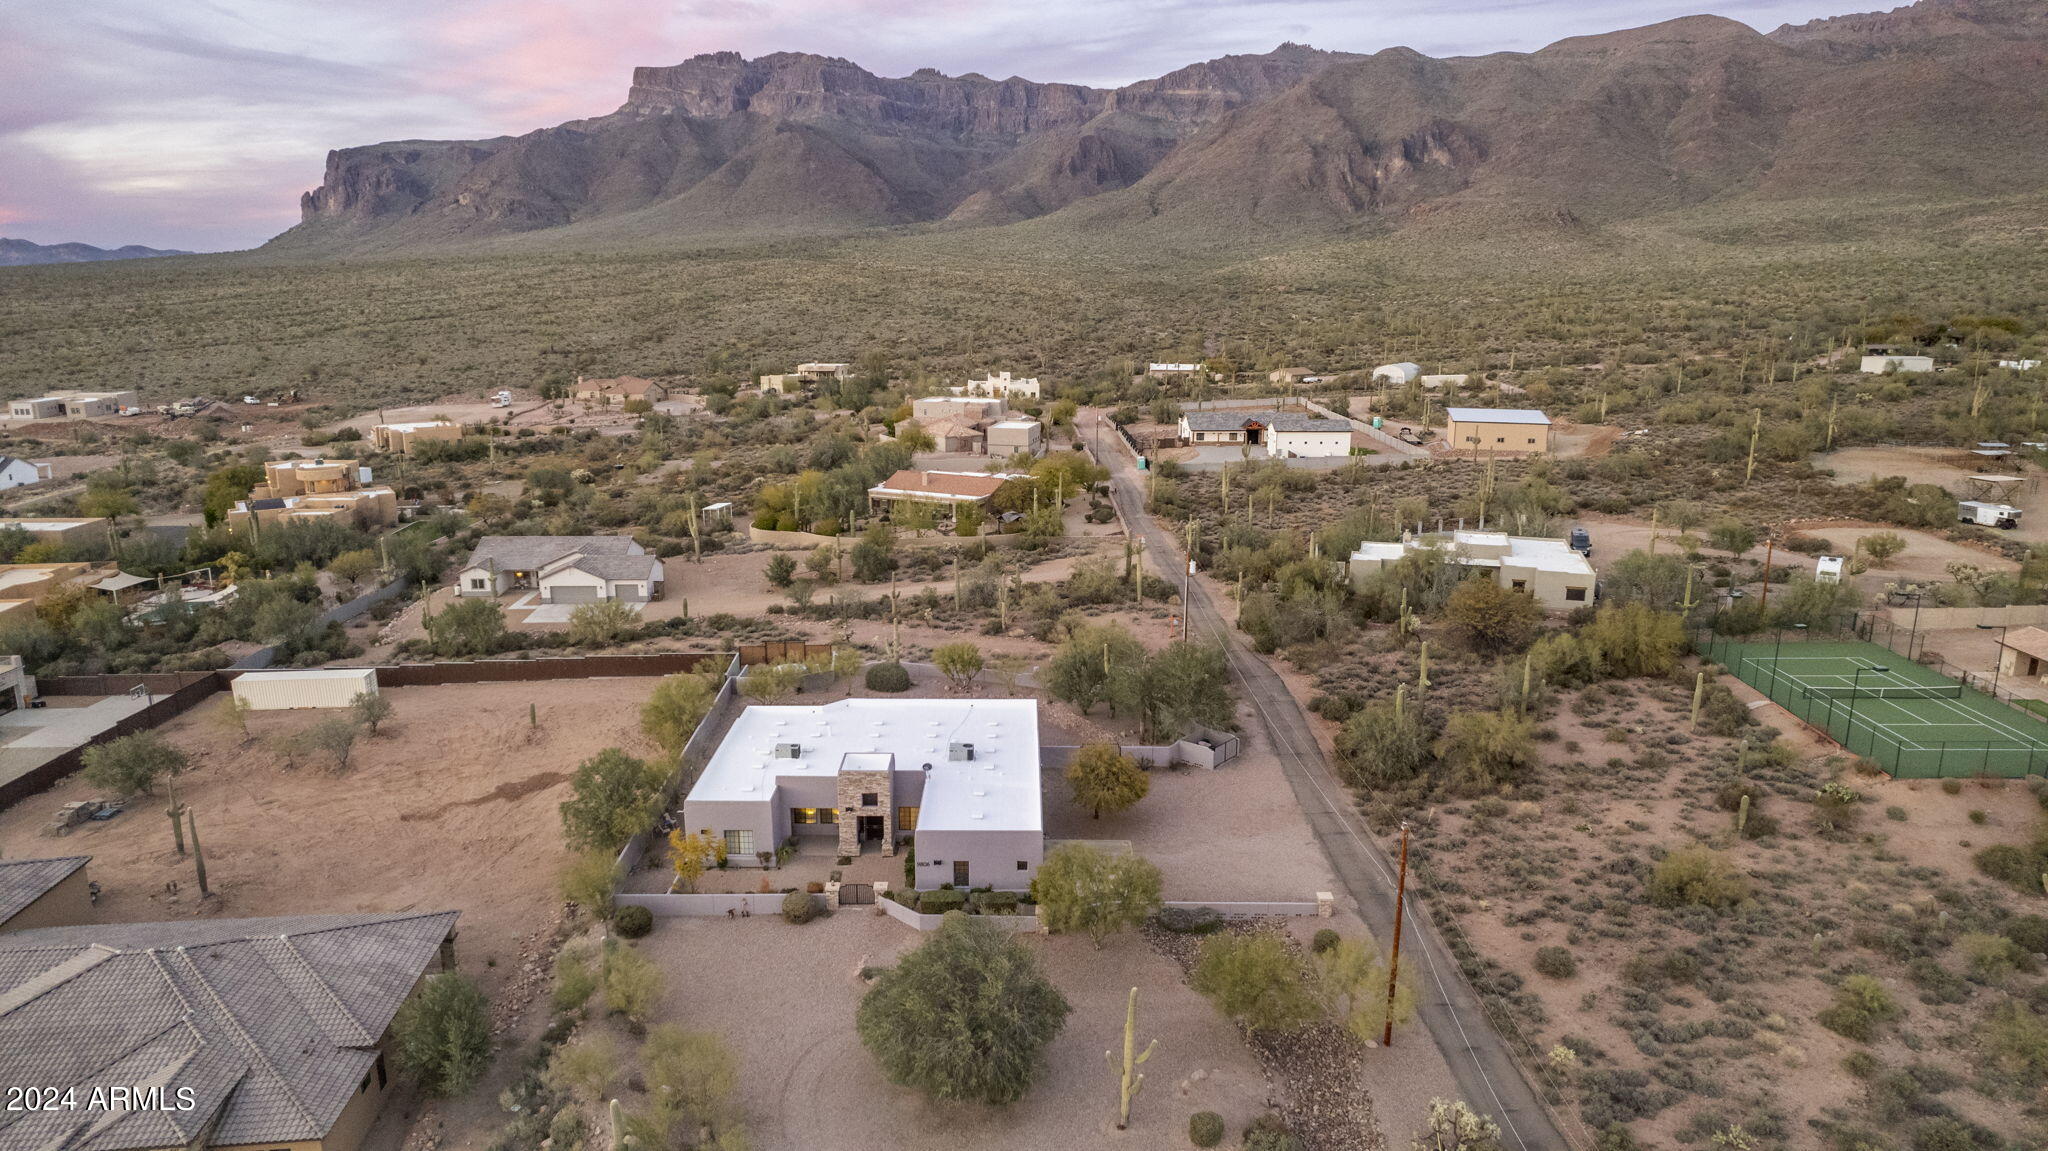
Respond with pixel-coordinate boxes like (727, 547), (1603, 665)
(379, 420), (456, 432)
(0, 519), (93, 531)
(688, 698), (1041, 834)
(1961, 500), (2022, 513)
(1149, 363), (1201, 372)
(233, 668), (378, 682)
(1351, 531), (1593, 577)
(1446, 407), (1550, 425)
(990, 419), (1040, 430)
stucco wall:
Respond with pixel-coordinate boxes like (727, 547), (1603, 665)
(0, 867), (93, 933)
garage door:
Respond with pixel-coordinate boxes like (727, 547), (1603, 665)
(547, 585), (600, 604)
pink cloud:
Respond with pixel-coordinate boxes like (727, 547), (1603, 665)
(421, 0), (687, 127)
(0, 205), (26, 227)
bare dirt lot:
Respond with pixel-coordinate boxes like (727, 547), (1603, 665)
(1817, 444), (2048, 545)
(0, 677), (666, 998)
(638, 915), (1276, 1151)
(1577, 511), (2018, 596)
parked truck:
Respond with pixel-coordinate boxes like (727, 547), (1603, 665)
(1959, 501), (2023, 530)
(1569, 526), (1593, 556)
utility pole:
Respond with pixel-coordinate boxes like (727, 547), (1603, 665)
(1383, 821), (1411, 1047)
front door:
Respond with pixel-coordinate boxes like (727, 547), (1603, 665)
(953, 860), (970, 887)
(858, 815), (884, 844)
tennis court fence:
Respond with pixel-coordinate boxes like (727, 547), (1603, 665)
(1696, 629), (2048, 780)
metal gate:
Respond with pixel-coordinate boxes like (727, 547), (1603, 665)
(839, 883), (874, 905)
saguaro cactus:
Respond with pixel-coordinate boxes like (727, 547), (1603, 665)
(1105, 986), (1158, 1130)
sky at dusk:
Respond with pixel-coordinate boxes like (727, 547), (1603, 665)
(1, 0), (1882, 253)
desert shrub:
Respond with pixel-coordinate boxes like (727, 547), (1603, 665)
(613, 905), (653, 939)
(1958, 932), (2032, 979)
(1191, 931), (1316, 1033)
(1981, 1000), (2048, 1084)
(1335, 699), (1432, 789)
(1156, 906), (1224, 934)
(2004, 914), (2048, 954)
(917, 889), (967, 914)
(1817, 975), (1902, 1042)
(1973, 841), (2048, 893)
(1312, 928), (1342, 954)
(1906, 957), (1971, 1005)
(782, 890), (820, 924)
(1942, 779), (1964, 795)
(1535, 946), (1578, 979)
(1189, 1111), (1225, 1148)
(864, 661), (912, 692)
(391, 973), (493, 1096)
(1813, 781), (1863, 833)
(1242, 1113), (1304, 1151)
(1647, 846), (1751, 910)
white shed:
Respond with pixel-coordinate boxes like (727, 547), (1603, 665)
(231, 668), (379, 711)
(1372, 362), (1423, 384)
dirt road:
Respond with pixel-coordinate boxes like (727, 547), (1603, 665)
(1091, 416), (1574, 1151)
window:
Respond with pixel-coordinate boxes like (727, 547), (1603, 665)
(1495, 436), (1505, 443)
(359, 1072), (371, 1094)
(1527, 438), (1537, 445)
(468, 578), (486, 590)
(1017, 860), (1029, 870)
(1509, 579), (1527, 591)
(953, 861), (970, 886)
(897, 806), (919, 831)
(792, 807), (824, 825)
(819, 807), (836, 824)
(1565, 586), (1588, 602)
(723, 830), (753, 855)
(860, 792), (878, 806)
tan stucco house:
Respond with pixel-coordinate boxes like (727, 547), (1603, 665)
(0, 856), (92, 933)
(0, 910), (458, 1151)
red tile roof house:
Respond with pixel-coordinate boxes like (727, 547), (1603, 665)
(0, 910), (459, 1151)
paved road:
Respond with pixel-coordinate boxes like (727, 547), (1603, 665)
(1095, 422), (1575, 1151)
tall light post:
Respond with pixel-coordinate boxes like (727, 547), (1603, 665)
(1771, 622), (1808, 698)
(1979, 623), (2009, 697)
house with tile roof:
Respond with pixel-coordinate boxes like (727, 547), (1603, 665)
(0, 856), (91, 933)
(454, 535), (664, 603)
(0, 910), (458, 1151)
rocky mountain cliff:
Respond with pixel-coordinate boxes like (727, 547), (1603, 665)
(1, 238), (190, 267)
(278, 0), (2048, 252)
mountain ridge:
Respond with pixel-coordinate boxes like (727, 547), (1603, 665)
(276, 0), (2048, 254)
(1, 238), (192, 267)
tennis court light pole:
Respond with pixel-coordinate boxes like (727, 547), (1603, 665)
(1978, 623), (2008, 698)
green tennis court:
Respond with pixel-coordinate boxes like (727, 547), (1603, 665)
(1698, 637), (2048, 779)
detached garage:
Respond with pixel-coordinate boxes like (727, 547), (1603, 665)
(231, 667), (379, 711)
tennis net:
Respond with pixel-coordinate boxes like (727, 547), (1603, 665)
(1797, 683), (1965, 701)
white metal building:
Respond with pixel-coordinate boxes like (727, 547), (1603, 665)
(1372, 362), (1423, 384)
(231, 668), (379, 711)
(682, 698), (1043, 889)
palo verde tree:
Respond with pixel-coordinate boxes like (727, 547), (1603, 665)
(1065, 743), (1150, 819)
(559, 748), (665, 853)
(857, 912), (1071, 1104)
(1034, 843), (1163, 948)
(391, 973), (493, 1097)
(640, 671), (721, 764)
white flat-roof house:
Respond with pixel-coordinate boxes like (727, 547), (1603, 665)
(1351, 530), (1597, 611)
(1372, 362), (1423, 384)
(455, 535), (664, 603)
(683, 698), (1043, 889)
(1178, 410), (1354, 458)
(7, 392), (139, 420)
(1861, 354), (1934, 374)
(954, 371), (1041, 400)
